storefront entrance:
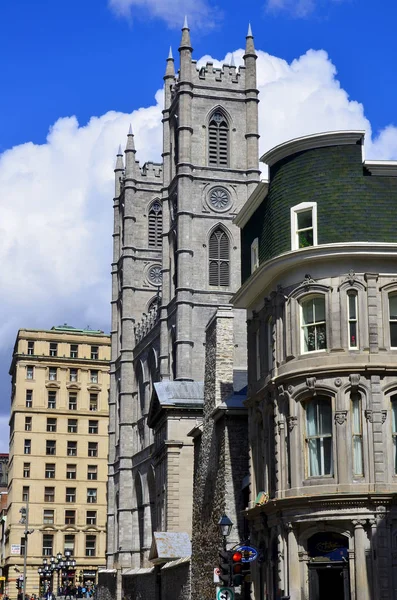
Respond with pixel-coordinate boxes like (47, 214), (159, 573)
(307, 532), (350, 600)
(309, 563), (349, 600)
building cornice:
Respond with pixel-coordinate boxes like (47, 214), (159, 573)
(260, 130), (365, 167)
(232, 242), (397, 309)
(364, 160), (397, 176)
(233, 180), (268, 228)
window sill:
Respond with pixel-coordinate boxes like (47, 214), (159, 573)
(303, 476), (335, 485)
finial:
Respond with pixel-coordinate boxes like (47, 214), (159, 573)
(183, 15), (189, 29)
(117, 144), (122, 155)
(128, 123), (133, 135)
(244, 22), (256, 58)
(168, 46), (173, 60)
(179, 14), (192, 53)
(230, 53), (235, 67)
(247, 23), (253, 37)
(126, 126), (135, 152)
(115, 144), (124, 171)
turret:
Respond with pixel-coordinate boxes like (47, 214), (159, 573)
(244, 23), (257, 89)
(179, 16), (192, 83)
(125, 124), (137, 178)
(114, 144), (124, 196)
(243, 24), (260, 182)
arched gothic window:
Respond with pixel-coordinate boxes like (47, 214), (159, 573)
(209, 228), (230, 287)
(148, 200), (162, 248)
(208, 110), (229, 167)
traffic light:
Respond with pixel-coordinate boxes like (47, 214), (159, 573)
(16, 581), (20, 590)
(231, 550), (243, 586)
(218, 549), (231, 586)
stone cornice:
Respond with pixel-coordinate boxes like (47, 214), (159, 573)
(232, 242), (397, 309)
(260, 130), (365, 166)
(364, 160), (397, 176)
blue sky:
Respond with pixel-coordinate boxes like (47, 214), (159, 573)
(1, 0), (397, 448)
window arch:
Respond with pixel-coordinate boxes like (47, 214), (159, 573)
(148, 200), (162, 248)
(209, 227), (230, 287)
(208, 109), (229, 167)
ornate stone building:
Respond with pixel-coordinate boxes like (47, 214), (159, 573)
(102, 19), (259, 600)
(233, 131), (397, 600)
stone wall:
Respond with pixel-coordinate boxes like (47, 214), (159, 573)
(97, 573), (117, 600)
(122, 573), (156, 600)
(161, 561), (191, 600)
(191, 307), (249, 600)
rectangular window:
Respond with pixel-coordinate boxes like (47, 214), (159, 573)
(49, 367), (57, 381)
(23, 462), (30, 478)
(87, 465), (98, 481)
(88, 420), (98, 434)
(64, 534), (75, 554)
(69, 393), (77, 410)
(87, 488), (97, 503)
(70, 344), (78, 358)
(351, 393), (363, 476)
(65, 510), (76, 525)
(49, 342), (58, 357)
(24, 416), (32, 431)
(390, 295), (397, 347)
(66, 464), (77, 480)
(67, 441), (77, 456)
(251, 238), (259, 273)
(85, 535), (96, 557)
(46, 440), (56, 455)
(43, 510), (54, 525)
(47, 418), (57, 432)
(24, 439), (31, 455)
(66, 487), (76, 503)
(26, 390), (33, 408)
(22, 486), (29, 502)
(91, 346), (99, 360)
(301, 296), (327, 353)
(44, 486), (55, 502)
(69, 368), (78, 382)
(86, 511), (97, 526)
(90, 370), (99, 384)
(291, 202), (317, 250)
(20, 536), (25, 556)
(255, 329), (261, 381)
(306, 398), (332, 477)
(26, 366), (34, 380)
(45, 463), (56, 479)
(392, 396), (397, 474)
(68, 419), (78, 434)
(89, 393), (98, 411)
(27, 341), (34, 356)
(42, 534), (53, 556)
(348, 291), (358, 349)
(48, 391), (57, 409)
(88, 442), (98, 457)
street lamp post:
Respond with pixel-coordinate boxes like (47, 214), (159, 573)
(218, 514), (233, 551)
(38, 553), (77, 597)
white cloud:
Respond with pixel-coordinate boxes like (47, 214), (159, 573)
(1, 46), (397, 367)
(108, 0), (216, 29)
(265, 0), (347, 17)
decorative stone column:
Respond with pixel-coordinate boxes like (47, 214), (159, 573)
(286, 523), (300, 600)
(353, 520), (369, 600)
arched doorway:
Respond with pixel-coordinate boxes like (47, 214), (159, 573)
(307, 532), (350, 600)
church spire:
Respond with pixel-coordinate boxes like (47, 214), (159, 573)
(179, 16), (193, 82)
(125, 125), (137, 177)
(165, 46), (175, 78)
(244, 22), (256, 57)
(115, 145), (124, 171)
(114, 145), (124, 196)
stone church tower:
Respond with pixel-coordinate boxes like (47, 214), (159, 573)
(103, 21), (259, 600)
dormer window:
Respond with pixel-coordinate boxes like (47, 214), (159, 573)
(208, 110), (229, 167)
(291, 202), (317, 250)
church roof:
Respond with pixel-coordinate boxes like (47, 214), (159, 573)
(149, 532), (191, 564)
(147, 381), (204, 427)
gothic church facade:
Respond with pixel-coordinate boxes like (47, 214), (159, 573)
(102, 21), (259, 600)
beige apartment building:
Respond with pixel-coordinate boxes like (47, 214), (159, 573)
(5, 326), (110, 598)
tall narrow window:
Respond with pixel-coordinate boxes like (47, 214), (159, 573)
(49, 343), (58, 357)
(251, 238), (259, 273)
(301, 296), (327, 353)
(291, 202), (317, 250)
(209, 228), (230, 287)
(26, 390), (33, 408)
(148, 201), (163, 248)
(306, 397), (333, 477)
(392, 395), (397, 474)
(267, 316), (274, 372)
(208, 110), (229, 167)
(348, 291), (358, 349)
(389, 294), (397, 347)
(351, 393), (363, 476)
(42, 534), (54, 556)
(255, 329), (261, 381)
(27, 341), (34, 356)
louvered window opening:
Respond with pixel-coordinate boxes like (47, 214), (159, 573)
(208, 111), (229, 167)
(209, 228), (230, 287)
(148, 201), (163, 248)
